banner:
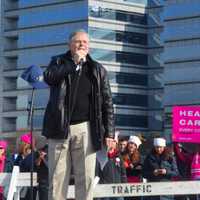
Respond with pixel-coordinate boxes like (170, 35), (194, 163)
(172, 106), (200, 143)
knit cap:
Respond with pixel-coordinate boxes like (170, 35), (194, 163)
(128, 135), (142, 148)
(20, 133), (32, 144)
(153, 138), (166, 147)
(0, 141), (7, 149)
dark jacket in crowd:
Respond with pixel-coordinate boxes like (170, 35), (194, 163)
(174, 143), (193, 179)
(17, 152), (37, 200)
(143, 148), (179, 182)
(42, 51), (115, 151)
(143, 148), (179, 200)
(96, 150), (127, 184)
(123, 151), (142, 183)
(19, 150), (49, 200)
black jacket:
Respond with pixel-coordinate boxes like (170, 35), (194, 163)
(96, 153), (127, 184)
(143, 150), (179, 182)
(42, 51), (115, 151)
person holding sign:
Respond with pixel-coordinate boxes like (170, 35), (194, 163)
(174, 143), (200, 200)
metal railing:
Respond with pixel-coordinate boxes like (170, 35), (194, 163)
(0, 169), (199, 199)
(0, 166), (37, 200)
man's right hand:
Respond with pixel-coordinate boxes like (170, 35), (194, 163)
(73, 50), (86, 65)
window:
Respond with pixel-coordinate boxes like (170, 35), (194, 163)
(19, 0), (74, 8)
(18, 2), (88, 28)
(33, 115), (44, 129)
(115, 114), (147, 127)
(3, 117), (16, 132)
(113, 93), (147, 107)
(89, 28), (147, 45)
(89, 7), (147, 25)
(16, 90), (49, 110)
(123, 0), (148, 5)
(16, 114), (44, 130)
(91, 49), (148, 65)
(18, 22), (88, 48)
(34, 90), (49, 108)
(109, 72), (147, 86)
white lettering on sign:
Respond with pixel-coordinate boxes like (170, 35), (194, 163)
(179, 119), (200, 126)
(111, 184), (152, 195)
(179, 110), (200, 117)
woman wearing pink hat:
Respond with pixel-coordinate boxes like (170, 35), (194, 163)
(14, 132), (35, 166)
(13, 133), (37, 200)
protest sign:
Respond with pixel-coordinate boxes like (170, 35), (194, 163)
(172, 106), (200, 143)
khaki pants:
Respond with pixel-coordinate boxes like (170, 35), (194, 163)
(48, 122), (96, 200)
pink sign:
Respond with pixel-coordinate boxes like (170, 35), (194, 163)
(172, 106), (200, 143)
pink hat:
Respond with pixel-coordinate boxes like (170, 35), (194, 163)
(20, 133), (31, 144)
(0, 140), (7, 149)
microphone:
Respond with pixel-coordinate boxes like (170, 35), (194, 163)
(79, 58), (85, 66)
(75, 57), (86, 73)
(21, 65), (48, 89)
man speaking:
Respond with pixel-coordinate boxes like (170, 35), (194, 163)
(42, 29), (115, 200)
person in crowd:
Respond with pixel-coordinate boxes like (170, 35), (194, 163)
(35, 144), (48, 200)
(14, 132), (35, 166)
(0, 140), (13, 200)
(174, 142), (200, 200)
(173, 143), (188, 180)
(21, 141), (48, 200)
(13, 132), (37, 200)
(96, 138), (127, 200)
(143, 137), (179, 200)
(118, 137), (128, 156)
(42, 29), (114, 200)
(122, 135), (142, 200)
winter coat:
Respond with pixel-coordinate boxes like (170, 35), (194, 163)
(123, 152), (142, 183)
(174, 143), (200, 180)
(143, 149), (179, 200)
(42, 51), (114, 151)
(96, 150), (127, 184)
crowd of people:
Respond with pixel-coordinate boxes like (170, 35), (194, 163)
(0, 30), (199, 200)
(0, 132), (199, 200)
(0, 133), (48, 200)
(95, 134), (200, 200)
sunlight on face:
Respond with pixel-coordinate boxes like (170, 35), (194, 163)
(69, 32), (89, 57)
(119, 141), (128, 152)
(128, 142), (137, 152)
(154, 146), (165, 155)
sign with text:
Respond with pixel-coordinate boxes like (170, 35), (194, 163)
(67, 181), (200, 198)
(173, 106), (200, 143)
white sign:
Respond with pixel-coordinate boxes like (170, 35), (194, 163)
(67, 181), (200, 198)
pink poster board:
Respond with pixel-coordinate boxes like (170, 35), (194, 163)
(172, 106), (200, 143)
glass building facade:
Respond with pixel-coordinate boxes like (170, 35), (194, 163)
(147, 0), (164, 138)
(0, 0), (164, 140)
(163, 0), (200, 140)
